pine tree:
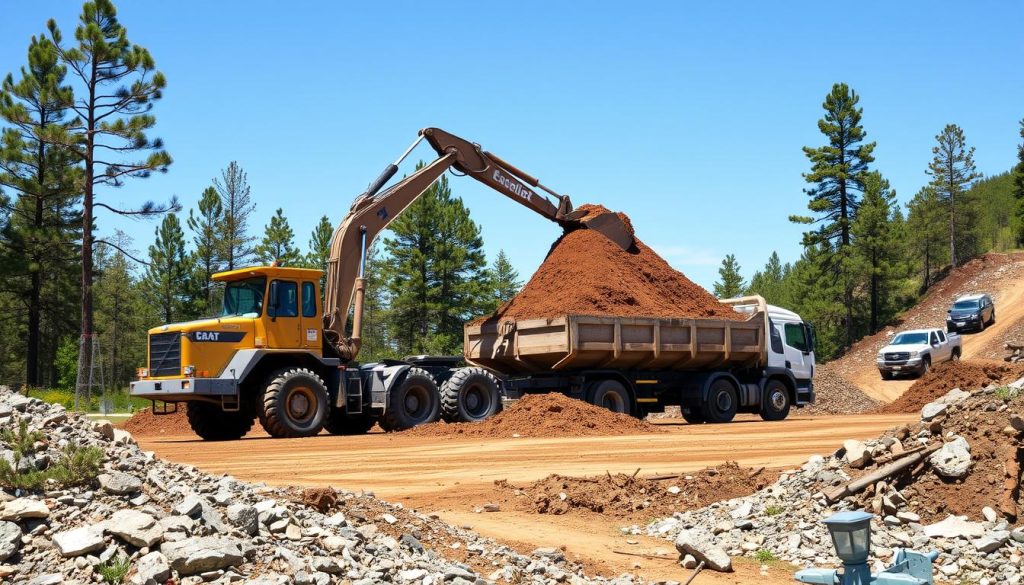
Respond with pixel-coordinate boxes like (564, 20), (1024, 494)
(0, 33), (81, 387)
(747, 251), (788, 306)
(305, 215), (332, 273)
(186, 186), (222, 312)
(94, 233), (149, 389)
(214, 161), (255, 270)
(1014, 119), (1024, 246)
(255, 208), (301, 265)
(926, 124), (980, 268)
(489, 249), (521, 309)
(358, 243), (396, 361)
(785, 244), (846, 359)
(851, 171), (898, 332)
(48, 0), (175, 342)
(144, 213), (187, 323)
(906, 187), (948, 292)
(791, 83), (875, 348)
(713, 253), (745, 299)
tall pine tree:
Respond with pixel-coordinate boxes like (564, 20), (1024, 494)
(713, 253), (745, 298)
(906, 187), (948, 292)
(926, 124), (980, 268)
(144, 213), (187, 323)
(214, 161), (255, 269)
(305, 215), (332, 273)
(489, 249), (521, 309)
(791, 83), (875, 348)
(186, 186), (222, 313)
(746, 251), (790, 306)
(851, 171), (898, 332)
(1014, 119), (1024, 246)
(255, 208), (301, 265)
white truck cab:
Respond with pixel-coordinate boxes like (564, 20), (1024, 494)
(765, 305), (816, 382)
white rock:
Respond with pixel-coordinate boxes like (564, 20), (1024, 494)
(53, 525), (105, 557)
(667, 486), (681, 495)
(921, 402), (948, 421)
(160, 536), (244, 576)
(0, 520), (21, 561)
(113, 428), (136, 445)
(982, 507), (998, 523)
(896, 511), (920, 524)
(929, 436), (971, 478)
(129, 551), (171, 585)
(729, 501), (753, 520)
(923, 515), (986, 539)
(399, 568), (427, 580)
(674, 528), (732, 572)
(106, 509), (164, 547)
(381, 513), (398, 524)
(974, 530), (1010, 553)
(843, 440), (870, 468)
(98, 471), (143, 495)
(0, 498), (49, 521)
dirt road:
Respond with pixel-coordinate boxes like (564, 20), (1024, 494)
(138, 412), (912, 583)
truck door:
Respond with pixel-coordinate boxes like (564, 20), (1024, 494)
(931, 330), (948, 362)
(782, 322), (814, 380)
(266, 279), (302, 349)
(300, 281), (320, 351)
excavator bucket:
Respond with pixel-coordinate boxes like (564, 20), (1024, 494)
(566, 209), (635, 251)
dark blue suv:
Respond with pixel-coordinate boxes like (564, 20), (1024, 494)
(946, 293), (995, 333)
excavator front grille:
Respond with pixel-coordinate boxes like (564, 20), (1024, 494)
(149, 332), (182, 377)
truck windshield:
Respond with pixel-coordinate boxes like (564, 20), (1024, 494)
(891, 332), (928, 345)
(953, 300), (980, 310)
(222, 277), (266, 317)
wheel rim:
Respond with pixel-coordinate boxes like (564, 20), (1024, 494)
(463, 384), (491, 418)
(770, 390), (786, 411)
(404, 385), (431, 421)
(715, 389), (733, 412)
(601, 392), (626, 413)
(287, 386), (316, 424)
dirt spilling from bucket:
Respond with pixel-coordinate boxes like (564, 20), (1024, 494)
(877, 360), (1024, 414)
(403, 393), (661, 438)
(477, 205), (745, 322)
(122, 407), (192, 436)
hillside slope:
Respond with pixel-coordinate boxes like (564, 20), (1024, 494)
(827, 252), (1024, 402)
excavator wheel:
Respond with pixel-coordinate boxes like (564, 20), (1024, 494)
(381, 368), (440, 432)
(258, 368), (329, 438)
(440, 367), (502, 423)
(323, 411), (376, 435)
(186, 401), (254, 441)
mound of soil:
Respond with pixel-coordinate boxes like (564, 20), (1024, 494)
(477, 205), (745, 323)
(404, 393), (661, 438)
(878, 360), (1024, 414)
(122, 407), (192, 436)
(496, 462), (779, 520)
(804, 364), (880, 415)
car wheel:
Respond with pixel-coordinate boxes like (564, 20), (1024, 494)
(978, 317), (986, 332)
(681, 406), (705, 424)
(440, 367), (502, 423)
(990, 311), (996, 325)
(880, 370), (893, 380)
(951, 349), (961, 362)
(919, 356), (931, 377)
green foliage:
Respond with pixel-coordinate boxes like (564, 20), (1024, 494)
(713, 254), (745, 299)
(214, 161), (255, 270)
(754, 549), (777, 563)
(764, 505), (783, 516)
(1016, 119), (1024, 246)
(34, 386), (148, 412)
(995, 387), (1019, 401)
(0, 439), (103, 491)
(255, 208), (301, 266)
(358, 243), (397, 361)
(927, 124), (981, 267)
(969, 173), (1018, 253)
(906, 187), (949, 292)
(53, 335), (79, 391)
(746, 252), (792, 307)
(304, 215), (333, 277)
(95, 238), (153, 388)
(187, 186), (224, 314)
(144, 213), (189, 323)
(1, 419), (45, 456)
(488, 249), (522, 310)
(851, 171), (905, 331)
(97, 555), (131, 584)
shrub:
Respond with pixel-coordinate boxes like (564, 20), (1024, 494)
(98, 555), (131, 584)
(1, 419), (45, 456)
(995, 386), (1019, 401)
(0, 443), (103, 491)
(754, 549), (777, 562)
(764, 504), (784, 516)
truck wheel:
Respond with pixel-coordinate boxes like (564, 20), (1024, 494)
(681, 407), (705, 424)
(918, 356), (931, 377)
(586, 379), (632, 415)
(259, 368), (329, 438)
(951, 348), (961, 362)
(978, 318), (986, 332)
(381, 368), (440, 431)
(441, 368), (502, 423)
(880, 370), (893, 380)
(701, 378), (738, 424)
(324, 411), (375, 435)
(759, 380), (791, 421)
(186, 402), (254, 441)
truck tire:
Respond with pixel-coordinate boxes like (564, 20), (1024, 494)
(186, 402), (254, 441)
(681, 407), (705, 424)
(259, 368), (329, 438)
(951, 348), (961, 362)
(324, 411), (375, 435)
(440, 368), (502, 423)
(918, 356), (931, 377)
(759, 380), (791, 421)
(880, 370), (894, 380)
(586, 379), (632, 415)
(381, 368), (440, 432)
(701, 378), (738, 424)
(978, 317), (986, 332)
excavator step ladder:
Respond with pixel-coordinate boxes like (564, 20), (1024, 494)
(344, 371), (364, 415)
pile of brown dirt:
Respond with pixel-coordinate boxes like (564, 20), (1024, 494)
(803, 364), (880, 415)
(496, 462), (779, 520)
(477, 205), (745, 323)
(404, 393), (661, 438)
(878, 360), (1024, 414)
(122, 407), (192, 436)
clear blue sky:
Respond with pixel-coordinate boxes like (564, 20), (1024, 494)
(3, 1), (1022, 290)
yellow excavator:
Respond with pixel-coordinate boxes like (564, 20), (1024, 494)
(130, 128), (632, 440)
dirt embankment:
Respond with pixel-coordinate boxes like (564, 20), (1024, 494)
(122, 407), (191, 436)
(404, 392), (661, 438)
(878, 359), (1024, 414)
(805, 363), (880, 415)
(477, 204), (745, 323)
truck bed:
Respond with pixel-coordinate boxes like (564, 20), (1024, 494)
(464, 313), (766, 375)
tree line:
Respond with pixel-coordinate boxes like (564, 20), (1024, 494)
(0, 0), (521, 393)
(713, 83), (1024, 359)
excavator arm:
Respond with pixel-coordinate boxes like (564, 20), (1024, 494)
(323, 127), (632, 362)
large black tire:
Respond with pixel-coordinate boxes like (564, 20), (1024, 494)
(880, 370), (894, 380)
(918, 356), (931, 378)
(186, 401), (254, 441)
(381, 367), (440, 432)
(440, 368), (502, 423)
(323, 411), (376, 435)
(978, 317), (986, 332)
(701, 378), (739, 424)
(681, 407), (705, 424)
(951, 348), (961, 362)
(259, 368), (329, 438)
(759, 379), (791, 422)
(585, 379), (632, 416)
(990, 310), (996, 325)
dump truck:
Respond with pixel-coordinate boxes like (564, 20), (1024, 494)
(130, 128), (815, 440)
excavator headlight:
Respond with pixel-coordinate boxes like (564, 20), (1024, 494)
(137, 368), (149, 379)
(183, 365), (196, 376)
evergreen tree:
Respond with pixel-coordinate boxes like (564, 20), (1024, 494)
(48, 0), (175, 342)
(94, 233), (149, 389)
(488, 249), (521, 309)
(713, 253), (745, 299)
(926, 124), (980, 267)
(144, 213), (187, 323)
(214, 161), (255, 269)
(186, 186), (222, 312)
(255, 208), (301, 265)
(791, 83), (875, 348)
(1015, 119), (1024, 245)
(906, 187), (948, 292)
(358, 243), (396, 361)
(305, 215), (333, 274)
(383, 166), (489, 355)
(746, 251), (789, 306)
(0, 33), (81, 387)
(785, 244), (847, 359)
(851, 171), (899, 332)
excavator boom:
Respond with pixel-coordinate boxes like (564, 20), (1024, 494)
(323, 127), (633, 362)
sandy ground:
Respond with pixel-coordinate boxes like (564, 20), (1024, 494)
(138, 412), (912, 584)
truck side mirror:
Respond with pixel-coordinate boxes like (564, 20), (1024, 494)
(268, 281), (279, 321)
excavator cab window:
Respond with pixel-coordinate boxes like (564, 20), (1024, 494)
(222, 277), (266, 317)
(268, 280), (298, 318)
(301, 282), (317, 318)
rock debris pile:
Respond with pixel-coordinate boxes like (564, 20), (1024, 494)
(639, 380), (1024, 581)
(0, 387), (651, 585)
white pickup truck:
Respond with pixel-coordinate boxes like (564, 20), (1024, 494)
(876, 328), (962, 379)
